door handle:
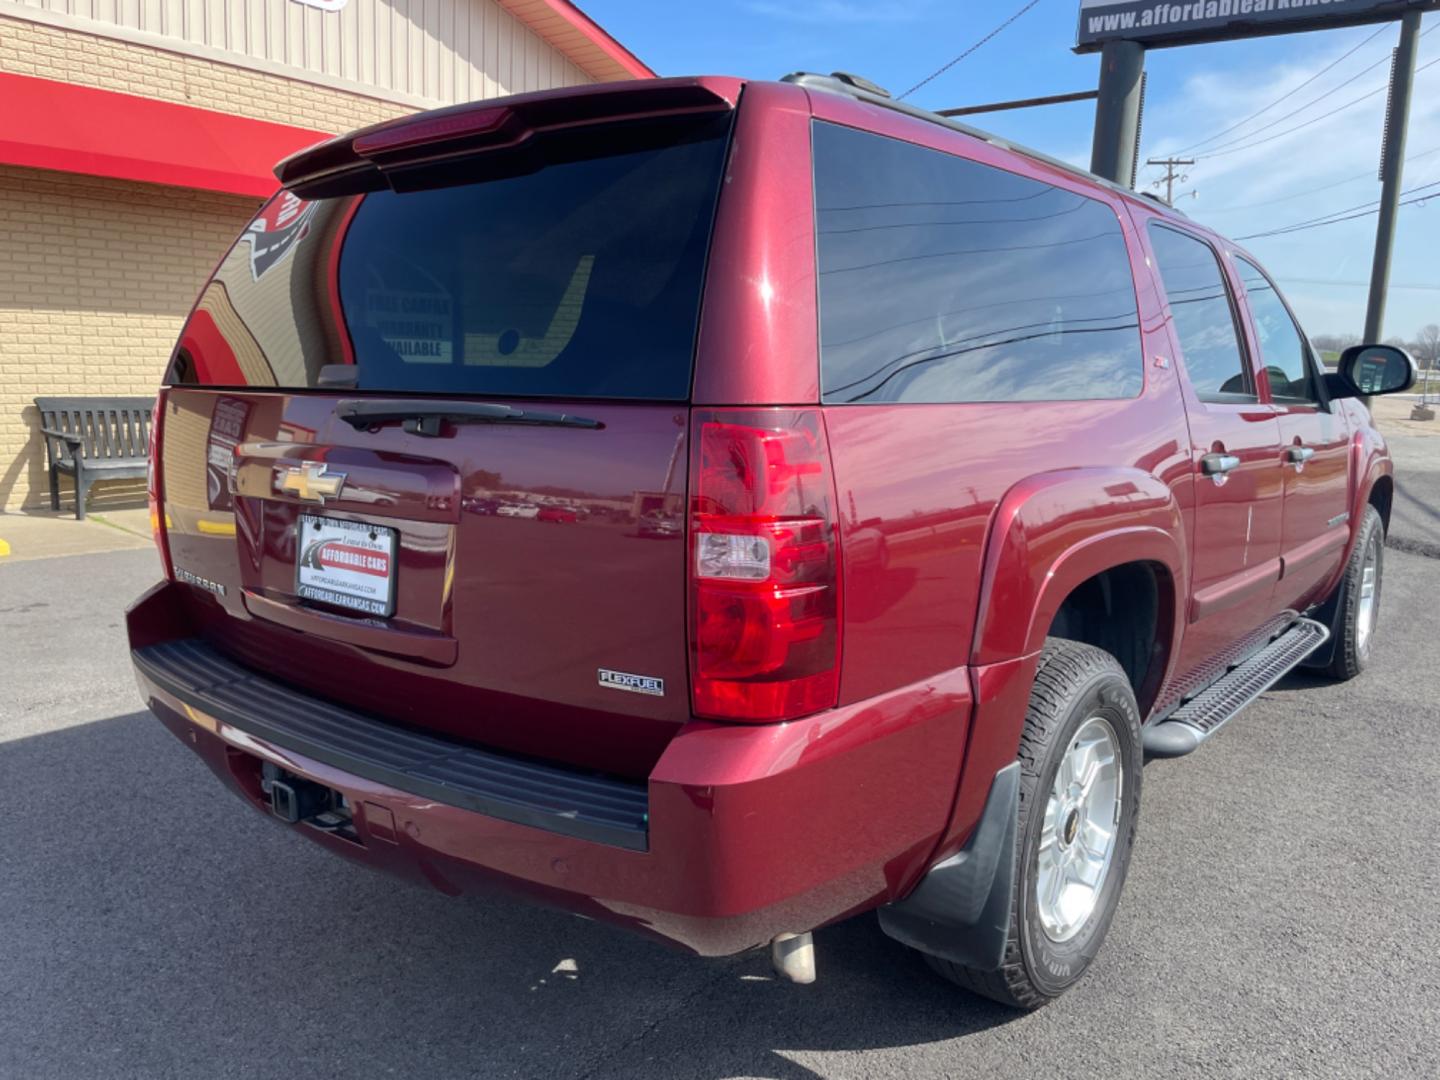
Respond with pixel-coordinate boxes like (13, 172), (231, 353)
(1200, 453), (1241, 476)
(1287, 446), (1316, 464)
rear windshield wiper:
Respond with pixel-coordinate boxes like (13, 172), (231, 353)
(336, 399), (603, 436)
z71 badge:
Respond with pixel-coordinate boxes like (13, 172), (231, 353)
(598, 669), (665, 697)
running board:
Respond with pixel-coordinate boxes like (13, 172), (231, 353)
(1143, 618), (1330, 759)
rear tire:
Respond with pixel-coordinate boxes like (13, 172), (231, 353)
(926, 639), (1142, 1009)
(1324, 506), (1384, 681)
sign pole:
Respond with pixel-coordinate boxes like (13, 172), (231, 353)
(1090, 40), (1146, 185)
(1363, 10), (1423, 350)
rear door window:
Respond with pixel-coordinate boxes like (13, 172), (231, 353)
(1148, 225), (1255, 403)
(813, 122), (1144, 405)
(169, 116), (734, 400)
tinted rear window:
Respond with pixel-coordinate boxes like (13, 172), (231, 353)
(168, 116), (733, 400)
(813, 122), (1144, 405)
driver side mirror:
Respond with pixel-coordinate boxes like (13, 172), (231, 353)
(1327, 344), (1418, 399)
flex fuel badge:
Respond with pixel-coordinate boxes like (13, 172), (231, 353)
(598, 670), (665, 697)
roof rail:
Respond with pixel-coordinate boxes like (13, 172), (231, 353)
(1138, 190), (1190, 216)
(780, 71), (1146, 205)
(826, 71), (893, 98)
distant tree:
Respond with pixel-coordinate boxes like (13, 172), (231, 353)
(1416, 324), (1440, 371)
(1313, 332), (1361, 354)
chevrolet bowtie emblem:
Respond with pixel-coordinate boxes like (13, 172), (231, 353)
(275, 463), (347, 504)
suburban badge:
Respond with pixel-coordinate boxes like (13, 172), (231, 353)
(174, 566), (227, 597)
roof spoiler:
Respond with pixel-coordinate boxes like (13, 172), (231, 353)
(275, 77), (742, 193)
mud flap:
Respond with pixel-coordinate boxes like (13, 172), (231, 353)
(877, 762), (1019, 971)
(1300, 568), (1346, 671)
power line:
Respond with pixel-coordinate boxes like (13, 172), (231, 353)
(1276, 277), (1440, 292)
(1234, 200), (1403, 240)
(1241, 183), (1440, 239)
(1199, 87), (1386, 158)
(1236, 185), (1439, 240)
(1197, 55), (1440, 160)
(1168, 25), (1389, 155)
(1165, 24), (1434, 162)
(1238, 179), (1440, 237)
(1201, 145), (1440, 214)
(1193, 31), (1426, 156)
(898, 0), (1045, 100)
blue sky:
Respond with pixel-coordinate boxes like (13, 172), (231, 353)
(582, 1), (1439, 341)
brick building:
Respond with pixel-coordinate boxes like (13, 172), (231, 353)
(0, 0), (650, 511)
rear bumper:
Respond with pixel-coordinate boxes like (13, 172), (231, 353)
(128, 580), (973, 955)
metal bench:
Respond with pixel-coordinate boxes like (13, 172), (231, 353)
(35, 396), (153, 520)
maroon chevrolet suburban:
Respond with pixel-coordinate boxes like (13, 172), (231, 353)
(128, 73), (1416, 1008)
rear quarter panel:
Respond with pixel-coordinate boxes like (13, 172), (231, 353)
(807, 91), (1194, 706)
(691, 80), (819, 406)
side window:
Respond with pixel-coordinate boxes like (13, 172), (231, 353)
(1235, 256), (1317, 405)
(1147, 224), (1254, 403)
(813, 122), (1144, 404)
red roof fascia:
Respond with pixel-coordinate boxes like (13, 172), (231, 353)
(0, 73), (332, 198)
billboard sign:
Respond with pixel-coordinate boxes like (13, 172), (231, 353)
(1077, 0), (1440, 51)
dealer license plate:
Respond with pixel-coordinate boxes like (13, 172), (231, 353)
(295, 514), (398, 617)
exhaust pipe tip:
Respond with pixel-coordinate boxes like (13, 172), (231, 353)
(770, 932), (816, 985)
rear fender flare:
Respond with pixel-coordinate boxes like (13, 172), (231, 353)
(971, 467), (1187, 675)
(910, 470), (1185, 892)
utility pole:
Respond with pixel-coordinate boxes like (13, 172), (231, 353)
(1146, 156), (1195, 205)
(1363, 11), (1423, 349)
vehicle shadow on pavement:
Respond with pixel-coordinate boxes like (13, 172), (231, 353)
(1267, 669), (1335, 694)
(0, 711), (1019, 1080)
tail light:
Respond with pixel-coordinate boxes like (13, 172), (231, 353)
(688, 409), (842, 722)
(147, 389), (173, 580)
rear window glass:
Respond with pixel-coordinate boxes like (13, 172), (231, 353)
(813, 122), (1144, 405)
(168, 116), (733, 400)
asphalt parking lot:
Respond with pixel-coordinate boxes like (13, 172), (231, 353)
(2, 536), (1439, 1080)
(1389, 433), (1440, 557)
